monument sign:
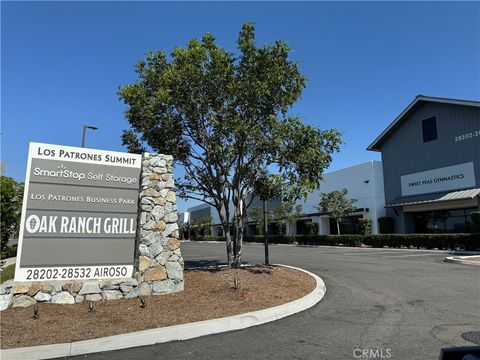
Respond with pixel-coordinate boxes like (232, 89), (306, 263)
(14, 142), (142, 282)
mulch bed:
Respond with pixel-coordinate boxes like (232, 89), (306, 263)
(0, 265), (315, 349)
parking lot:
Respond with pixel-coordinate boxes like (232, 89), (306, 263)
(68, 242), (480, 360)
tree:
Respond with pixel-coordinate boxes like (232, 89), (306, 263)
(248, 206), (272, 235)
(272, 201), (303, 235)
(1, 176), (24, 257)
(317, 189), (356, 235)
(119, 22), (342, 267)
(179, 222), (191, 240)
(191, 216), (213, 238)
(250, 199), (303, 235)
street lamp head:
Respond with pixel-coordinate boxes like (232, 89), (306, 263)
(81, 125), (99, 147)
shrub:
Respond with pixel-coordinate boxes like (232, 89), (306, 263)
(244, 235), (295, 244)
(305, 222), (318, 235)
(359, 218), (372, 236)
(378, 217), (394, 234)
(1, 244), (17, 259)
(242, 234), (363, 247)
(194, 236), (226, 242)
(363, 234), (480, 250)
(189, 233), (480, 250)
(0, 264), (15, 284)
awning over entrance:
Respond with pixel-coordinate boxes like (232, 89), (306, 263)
(386, 188), (480, 207)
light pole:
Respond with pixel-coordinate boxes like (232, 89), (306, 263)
(262, 198), (269, 265)
(81, 125), (98, 147)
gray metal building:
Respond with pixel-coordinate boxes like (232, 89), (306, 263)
(368, 95), (480, 233)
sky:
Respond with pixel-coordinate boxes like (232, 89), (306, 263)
(2, 1), (479, 213)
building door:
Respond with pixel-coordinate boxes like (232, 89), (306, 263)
(414, 213), (428, 233)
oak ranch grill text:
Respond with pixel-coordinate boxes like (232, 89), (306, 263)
(25, 215), (136, 235)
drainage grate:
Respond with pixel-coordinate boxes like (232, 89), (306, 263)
(462, 331), (480, 345)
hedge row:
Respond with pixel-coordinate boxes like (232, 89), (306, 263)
(190, 233), (480, 250)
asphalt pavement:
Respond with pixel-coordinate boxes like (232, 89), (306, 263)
(67, 242), (480, 360)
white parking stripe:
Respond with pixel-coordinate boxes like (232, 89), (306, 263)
(342, 251), (411, 256)
(383, 253), (440, 259)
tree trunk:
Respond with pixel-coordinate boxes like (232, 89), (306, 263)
(231, 190), (246, 268)
(232, 212), (244, 268)
(233, 232), (243, 268)
(225, 225), (233, 267)
(217, 202), (233, 267)
(336, 219), (340, 235)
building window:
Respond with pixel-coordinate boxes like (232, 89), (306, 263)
(422, 117), (437, 142)
(414, 208), (477, 233)
(329, 215), (362, 234)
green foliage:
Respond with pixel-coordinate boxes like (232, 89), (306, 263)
(0, 264), (15, 284)
(1, 176), (24, 257)
(1, 245), (17, 259)
(119, 22), (342, 266)
(179, 222), (191, 240)
(358, 218), (372, 236)
(273, 201), (303, 224)
(191, 216), (213, 237)
(304, 222), (318, 235)
(194, 234), (480, 250)
(318, 189), (357, 235)
(248, 201), (303, 236)
(378, 217), (394, 234)
(248, 206), (273, 235)
(363, 234), (480, 251)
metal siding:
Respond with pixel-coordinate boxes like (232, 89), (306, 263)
(380, 102), (480, 232)
(382, 102), (480, 203)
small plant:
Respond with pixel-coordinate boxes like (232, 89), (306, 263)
(88, 301), (95, 312)
(359, 218), (372, 236)
(233, 275), (239, 290)
(33, 304), (39, 320)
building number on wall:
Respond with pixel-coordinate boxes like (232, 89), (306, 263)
(454, 130), (480, 142)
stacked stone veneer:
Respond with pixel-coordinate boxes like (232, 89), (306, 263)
(135, 153), (184, 294)
(0, 153), (184, 310)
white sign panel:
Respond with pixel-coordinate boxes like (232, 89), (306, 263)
(15, 142), (142, 282)
(401, 162), (476, 196)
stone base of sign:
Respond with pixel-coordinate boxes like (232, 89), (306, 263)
(0, 277), (184, 310)
(0, 153), (184, 310)
(135, 153), (184, 295)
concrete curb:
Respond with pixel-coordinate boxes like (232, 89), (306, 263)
(1, 264), (326, 360)
(445, 256), (480, 266)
